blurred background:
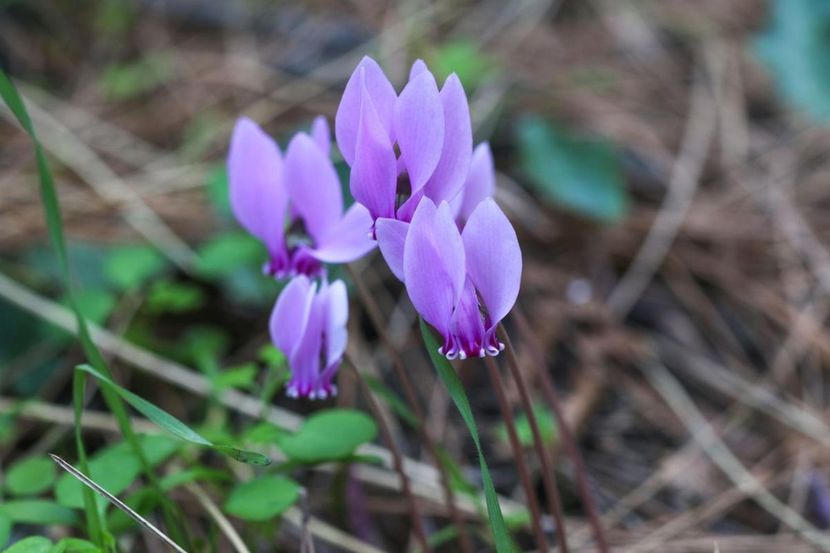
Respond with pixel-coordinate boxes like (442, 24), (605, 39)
(2, 0), (830, 551)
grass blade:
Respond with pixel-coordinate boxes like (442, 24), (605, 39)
(419, 319), (515, 553)
(50, 454), (188, 553)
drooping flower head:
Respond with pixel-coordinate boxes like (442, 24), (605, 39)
(376, 197), (522, 359)
(228, 116), (375, 278)
(336, 57), (474, 228)
(270, 275), (348, 399)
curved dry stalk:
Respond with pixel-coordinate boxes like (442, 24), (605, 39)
(345, 355), (432, 553)
(185, 482), (251, 553)
(484, 356), (550, 553)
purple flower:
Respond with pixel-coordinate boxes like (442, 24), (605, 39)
(336, 57), (473, 226)
(376, 197), (522, 359)
(270, 275), (348, 399)
(228, 116), (375, 278)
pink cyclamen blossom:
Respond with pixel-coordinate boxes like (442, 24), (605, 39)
(228, 116), (375, 278)
(270, 276), (348, 399)
(376, 197), (522, 359)
(336, 57), (474, 227)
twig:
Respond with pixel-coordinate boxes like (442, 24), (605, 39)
(500, 337), (570, 552)
(345, 355), (433, 553)
(509, 314), (609, 553)
(606, 58), (717, 317)
(185, 482), (252, 553)
(346, 264), (474, 553)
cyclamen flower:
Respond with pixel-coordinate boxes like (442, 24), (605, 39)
(376, 197), (522, 359)
(336, 57), (473, 226)
(228, 117), (375, 278)
(270, 276), (348, 399)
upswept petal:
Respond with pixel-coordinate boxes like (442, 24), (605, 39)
(409, 58), (428, 80)
(461, 198), (522, 329)
(336, 57), (397, 165)
(403, 199), (465, 338)
(311, 115), (331, 157)
(350, 79), (398, 221)
(423, 74), (472, 204)
(394, 71), (444, 193)
(288, 288), (324, 397)
(269, 276), (315, 361)
(375, 217), (409, 281)
(310, 203), (376, 263)
(284, 133), (343, 244)
(322, 280), (348, 369)
(457, 142), (495, 221)
(228, 117), (287, 255)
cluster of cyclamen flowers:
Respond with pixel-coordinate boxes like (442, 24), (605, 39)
(228, 57), (522, 399)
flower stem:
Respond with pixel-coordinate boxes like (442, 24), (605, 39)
(505, 313), (610, 553)
(484, 356), (550, 553)
(498, 335), (570, 553)
(347, 264), (474, 553)
(345, 355), (432, 553)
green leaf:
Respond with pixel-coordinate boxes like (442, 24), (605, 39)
(0, 500), (78, 525)
(419, 319), (515, 553)
(754, 0), (830, 122)
(6, 455), (56, 496)
(224, 475), (300, 521)
(100, 53), (174, 100)
(104, 246), (166, 290)
(0, 513), (10, 548)
(69, 290), (116, 325)
(195, 232), (265, 279)
(51, 538), (102, 553)
(259, 344), (287, 368)
(76, 364), (270, 466)
(516, 116), (628, 223)
(497, 405), (558, 448)
(0, 537), (52, 553)
(277, 408), (377, 463)
(205, 165), (231, 217)
(146, 279), (205, 314)
(430, 39), (495, 90)
(55, 447), (140, 509)
(211, 364), (257, 392)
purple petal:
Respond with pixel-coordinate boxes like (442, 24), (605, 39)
(350, 78), (398, 221)
(403, 199), (465, 337)
(284, 133), (343, 244)
(322, 279), (348, 369)
(409, 59), (428, 81)
(336, 57), (397, 165)
(228, 117), (288, 256)
(289, 289), (324, 398)
(270, 276), (315, 360)
(311, 115), (331, 157)
(394, 71), (444, 192)
(375, 217), (409, 281)
(310, 203), (377, 263)
(423, 74), (472, 204)
(461, 198), (521, 329)
(457, 142), (495, 221)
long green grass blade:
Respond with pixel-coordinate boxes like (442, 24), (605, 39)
(0, 70), (191, 547)
(77, 365), (270, 466)
(419, 319), (515, 553)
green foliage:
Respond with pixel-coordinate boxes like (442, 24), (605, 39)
(76, 364), (270, 466)
(516, 115), (628, 223)
(754, 0), (830, 121)
(100, 53), (174, 100)
(419, 319), (515, 553)
(5, 456), (56, 496)
(224, 475), (300, 521)
(211, 363), (257, 393)
(146, 279), (205, 314)
(0, 500), (78, 526)
(430, 39), (495, 89)
(68, 290), (116, 325)
(51, 538), (102, 553)
(195, 232), (265, 279)
(497, 405), (557, 448)
(56, 435), (179, 509)
(277, 409), (377, 463)
(0, 514), (10, 549)
(0, 537), (52, 553)
(104, 246), (167, 291)
(205, 165), (231, 217)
